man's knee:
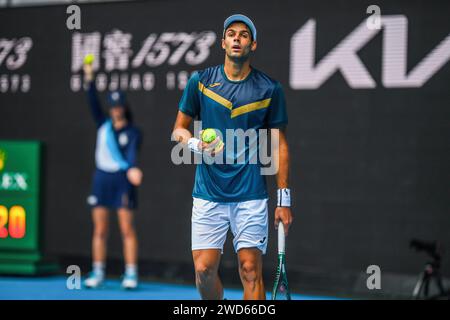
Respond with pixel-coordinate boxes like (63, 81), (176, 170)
(239, 260), (260, 283)
(195, 263), (217, 284)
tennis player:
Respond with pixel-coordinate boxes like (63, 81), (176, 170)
(82, 61), (143, 289)
(172, 14), (293, 300)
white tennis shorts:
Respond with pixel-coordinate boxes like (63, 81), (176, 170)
(191, 197), (269, 254)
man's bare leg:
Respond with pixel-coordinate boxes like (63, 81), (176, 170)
(238, 248), (265, 300)
(192, 249), (223, 300)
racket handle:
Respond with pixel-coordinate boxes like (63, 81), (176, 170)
(278, 222), (286, 254)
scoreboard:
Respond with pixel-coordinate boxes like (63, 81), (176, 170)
(0, 141), (58, 274)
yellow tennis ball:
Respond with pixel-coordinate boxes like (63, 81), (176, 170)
(84, 53), (95, 65)
(201, 128), (217, 143)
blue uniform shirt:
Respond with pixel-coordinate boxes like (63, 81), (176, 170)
(87, 82), (141, 173)
(179, 65), (288, 202)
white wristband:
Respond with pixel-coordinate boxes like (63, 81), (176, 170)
(187, 137), (202, 154)
(277, 188), (291, 207)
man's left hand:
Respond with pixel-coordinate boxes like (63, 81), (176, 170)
(274, 207), (293, 236)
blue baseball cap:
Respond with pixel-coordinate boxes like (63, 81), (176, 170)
(107, 90), (127, 108)
(223, 14), (257, 41)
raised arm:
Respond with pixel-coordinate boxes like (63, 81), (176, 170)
(83, 63), (106, 127)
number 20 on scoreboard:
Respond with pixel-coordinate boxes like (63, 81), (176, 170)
(0, 205), (26, 239)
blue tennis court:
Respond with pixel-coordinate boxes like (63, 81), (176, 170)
(0, 276), (340, 300)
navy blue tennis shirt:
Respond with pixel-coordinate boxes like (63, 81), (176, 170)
(179, 65), (288, 202)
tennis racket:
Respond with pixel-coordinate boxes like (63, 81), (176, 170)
(271, 222), (291, 300)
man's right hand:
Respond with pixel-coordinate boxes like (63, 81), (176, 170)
(186, 135), (224, 157)
(199, 134), (224, 157)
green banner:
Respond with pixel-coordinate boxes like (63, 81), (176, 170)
(0, 141), (57, 274)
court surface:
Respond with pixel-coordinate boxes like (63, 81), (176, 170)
(0, 276), (341, 300)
